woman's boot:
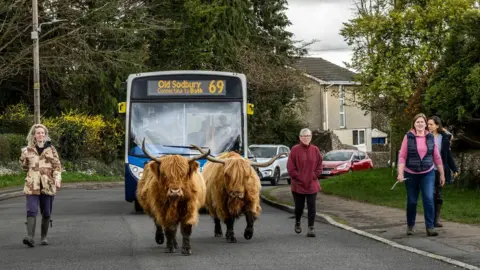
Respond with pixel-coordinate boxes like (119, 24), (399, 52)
(41, 217), (50, 245)
(23, 216), (36, 247)
(434, 204), (443, 227)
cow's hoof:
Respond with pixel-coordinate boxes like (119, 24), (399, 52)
(181, 247), (192, 255)
(214, 231), (223, 237)
(155, 232), (164, 245)
(174, 241), (179, 249)
(244, 227), (254, 240)
(165, 247), (176, 253)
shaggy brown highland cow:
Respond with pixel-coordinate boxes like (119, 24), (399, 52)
(193, 146), (286, 243)
(136, 139), (208, 255)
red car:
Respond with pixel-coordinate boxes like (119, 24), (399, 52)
(321, 149), (374, 178)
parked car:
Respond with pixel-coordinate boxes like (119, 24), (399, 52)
(321, 149), (374, 178)
(249, 144), (290, 185)
(247, 147), (262, 179)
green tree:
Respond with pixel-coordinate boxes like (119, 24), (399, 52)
(424, 9), (480, 149)
(339, 0), (475, 153)
(146, 0), (311, 147)
(0, 0), (166, 117)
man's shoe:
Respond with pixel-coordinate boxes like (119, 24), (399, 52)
(306, 226), (316, 237)
(407, 226), (415, 236)
(294, 221), (301, 234)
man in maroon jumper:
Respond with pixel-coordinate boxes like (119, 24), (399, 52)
(287, 128), (323, 237)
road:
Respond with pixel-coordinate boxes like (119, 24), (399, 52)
(0, 187), (460, 270)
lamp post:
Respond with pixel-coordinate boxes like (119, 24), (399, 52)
(31, 0), (66, 124)
(32, 0), (40, 124)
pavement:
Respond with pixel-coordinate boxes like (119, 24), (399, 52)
(261, 185), (480, 269)
(0, 182), (124, 201)
(0, 186), (463, 270)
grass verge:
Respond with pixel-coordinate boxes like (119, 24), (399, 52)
(0, 172), (123, 189)
(320, 168), (480, 224)
(261, 187), (293, 207)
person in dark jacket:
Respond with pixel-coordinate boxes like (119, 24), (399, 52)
(287, 128), (323, 237)
(397, 113), (445, 237)
(427, 116), (459, 228)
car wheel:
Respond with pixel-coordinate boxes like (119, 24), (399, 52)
(271, 167), (280, 186)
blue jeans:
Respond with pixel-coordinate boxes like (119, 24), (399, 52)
(404, 170), (435, 229)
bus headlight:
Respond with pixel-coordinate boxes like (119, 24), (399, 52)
(128, 164), (144, 180)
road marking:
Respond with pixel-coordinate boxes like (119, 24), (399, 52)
(261, 195), (479, 270)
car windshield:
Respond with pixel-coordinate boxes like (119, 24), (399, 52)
(249, 147), (277, 158)
(129, 102), (242, 156)
(323, 151), (353, 161)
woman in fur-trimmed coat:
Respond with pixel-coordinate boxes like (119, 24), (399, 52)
(19, 124), (62, 247)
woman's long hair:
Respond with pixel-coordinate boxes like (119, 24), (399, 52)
(428, 116), (445, 133)
(26, 124), (51, 147)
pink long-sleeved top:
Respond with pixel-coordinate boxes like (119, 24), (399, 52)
(398, 129), (443, 174)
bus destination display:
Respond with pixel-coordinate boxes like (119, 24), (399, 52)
(147, 79), (227, 96)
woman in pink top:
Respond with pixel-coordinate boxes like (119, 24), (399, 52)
(397, 113), (445, 237)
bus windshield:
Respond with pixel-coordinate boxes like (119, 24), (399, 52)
(129, 102), (242, 156)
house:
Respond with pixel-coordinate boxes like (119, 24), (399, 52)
(294, 57), (387, 152)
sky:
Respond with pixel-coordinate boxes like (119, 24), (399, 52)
(285, 0), (357, 69)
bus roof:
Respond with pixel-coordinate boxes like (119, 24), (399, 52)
(127, 70), (246, 81)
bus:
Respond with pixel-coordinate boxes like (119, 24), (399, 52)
(121, 70), (250, 211)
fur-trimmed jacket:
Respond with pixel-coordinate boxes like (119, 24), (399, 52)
(19, 141), (62, 196)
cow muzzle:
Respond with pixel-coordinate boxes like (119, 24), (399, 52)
(167, 188), (184, 199)
(229, 191), (244, 199)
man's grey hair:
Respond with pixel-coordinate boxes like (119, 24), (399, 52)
(299, 128), (312, 136)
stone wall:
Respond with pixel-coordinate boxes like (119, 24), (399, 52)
(372, 144), (389, 152)
(312, 130), (357, 155)
(368, 152), (390, 168)
(452, 151), (480, 174)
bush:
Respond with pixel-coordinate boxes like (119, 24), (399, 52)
(43, 110), (124, 164)
(0, 133), (26, 162)
(0, 103), (33, 135)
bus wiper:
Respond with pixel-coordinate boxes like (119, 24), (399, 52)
(160, 145), (209, 149)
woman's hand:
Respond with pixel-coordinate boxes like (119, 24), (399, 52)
(397, 173), (405, 182)
(55, 180), (61, 189)
(440, 174), (446, 187)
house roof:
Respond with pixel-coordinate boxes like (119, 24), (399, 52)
(372, 128), (388, 138)
(293, 57), (358, 85)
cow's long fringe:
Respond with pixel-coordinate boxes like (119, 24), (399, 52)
(203, 152), (262, 221)
(136, 156), (206, 229)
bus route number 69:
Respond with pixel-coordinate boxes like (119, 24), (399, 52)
(209, 80), (225, 94)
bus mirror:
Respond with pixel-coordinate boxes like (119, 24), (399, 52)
(118, 102), (126, 114)
(247, 103), (254, 115)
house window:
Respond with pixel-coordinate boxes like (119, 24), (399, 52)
(372, 137), (386, 144)
(353, 129), (365, 145)
(339, 86), (345, 128)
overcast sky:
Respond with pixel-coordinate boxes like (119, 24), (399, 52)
(285, 0), (357, 68)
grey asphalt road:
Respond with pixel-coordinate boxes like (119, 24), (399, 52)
(0, 187), (460, 270)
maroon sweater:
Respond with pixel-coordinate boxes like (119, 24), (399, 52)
(287, 143), (323, 194)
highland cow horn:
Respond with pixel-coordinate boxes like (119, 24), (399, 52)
(190, 144), (225, 165)
(250, 152), (287, 168)
(142, 138), (162, 163)
(188, 144), (211, 162)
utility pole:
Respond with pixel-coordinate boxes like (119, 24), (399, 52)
(32, 0), (40, 124)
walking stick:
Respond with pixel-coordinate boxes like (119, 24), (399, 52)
(391, 178), (408, 190)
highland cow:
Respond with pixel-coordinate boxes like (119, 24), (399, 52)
(136, 139), (208, 255)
